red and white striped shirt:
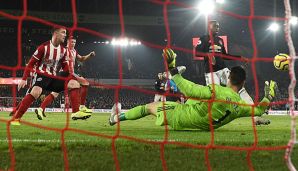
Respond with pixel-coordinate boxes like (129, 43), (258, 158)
(66, 48), (78, 74)
(22, 41), (68, 80)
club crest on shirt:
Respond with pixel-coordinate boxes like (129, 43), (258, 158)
(37, 77), (42, 82)
(43, 58), (55, 66)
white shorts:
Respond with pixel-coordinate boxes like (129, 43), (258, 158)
(238, 87), (254, 104)
(205, 68), (230, 86)
(205, 68), (254, 105)
(154, 94), (166, 102)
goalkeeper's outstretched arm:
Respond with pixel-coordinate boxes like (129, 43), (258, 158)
(172, 74), (212, 100)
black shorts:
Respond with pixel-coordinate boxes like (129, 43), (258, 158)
(31, 72), (70, 93)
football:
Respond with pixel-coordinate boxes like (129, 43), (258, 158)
(273, 53), (290, 71)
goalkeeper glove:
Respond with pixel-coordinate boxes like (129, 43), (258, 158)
(264, 80), (278, 101)
(162, 48), (176, 69)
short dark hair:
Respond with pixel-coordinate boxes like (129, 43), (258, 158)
(208, 20), (218, 25)
(229, 66), (246, 87)
(68, 36), (76, 40)
(51, 27), (66, 35)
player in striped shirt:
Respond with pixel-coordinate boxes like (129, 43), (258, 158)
(34, 36), (95, 119)
(11, 27), (90, 125)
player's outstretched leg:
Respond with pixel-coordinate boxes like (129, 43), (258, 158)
(109, 103), (151, 126)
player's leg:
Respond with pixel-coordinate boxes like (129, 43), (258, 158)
(205, 72), (220, 85)
(154, 94), (161, 102)
(109, 101), (180, 127)
(9, 102), (20, 116)
(67, 79), (92, 120)
(35, 92), (59, 119)
(109, 102), (152, 125)
(76, 76), (92, 113)
(12, 86), (41, 125)
(10, 82), (33, 116)
(48, 72), (91, 120)
(12, 74), (48, 125)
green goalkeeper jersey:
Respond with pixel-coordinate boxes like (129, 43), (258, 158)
(165, 75), (270, 130)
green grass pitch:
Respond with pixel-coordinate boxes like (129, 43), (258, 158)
(0, 112), (297, 170)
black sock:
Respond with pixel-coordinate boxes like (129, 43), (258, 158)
(170, 67), (178, 76)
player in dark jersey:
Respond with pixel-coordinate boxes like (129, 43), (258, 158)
(154, 73), (166, 102)
(195, 20), (269, 125)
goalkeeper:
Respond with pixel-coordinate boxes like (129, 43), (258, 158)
(109, 49), (278, 131)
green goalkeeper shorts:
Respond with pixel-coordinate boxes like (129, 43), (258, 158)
(155, 101), (180, 128)
(155, 101), (210, 130)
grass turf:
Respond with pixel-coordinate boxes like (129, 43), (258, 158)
(0, 112), (297, 170)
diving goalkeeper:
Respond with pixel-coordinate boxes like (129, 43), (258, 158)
(109, 50), (278, 131)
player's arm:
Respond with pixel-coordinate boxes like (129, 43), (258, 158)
(238, 98), (270, 117)
(18, 46), (44, 90)
(195, 36), (209, 58)
(77, 51), (96, 62)
(172, 74), (212, 99)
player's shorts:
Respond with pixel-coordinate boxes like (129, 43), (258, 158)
(205, 67), (230, 86)
(31, 72), (70, 93)
(72, 73), (89, 85)
(154, 94), (166, 102)
(155, 101), (210, 130)
(155, 102), (178, 128)
(155, 101), (194, 130)
(238, 87), (254, 104)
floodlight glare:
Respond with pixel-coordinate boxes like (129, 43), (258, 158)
(197, 0), (215, 16)
(290, 16), (298, 26)
(268, 23), (279, 32)
(216, 0), (224, 4)
(111, 38), (141, 46)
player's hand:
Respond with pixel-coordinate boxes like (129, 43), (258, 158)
(162, 48), (176, 69)
(18, 80), (27, 91)
(89, 51), (95, 57)
(264, 80), (278, 101)
(207, 54), (216, 65)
